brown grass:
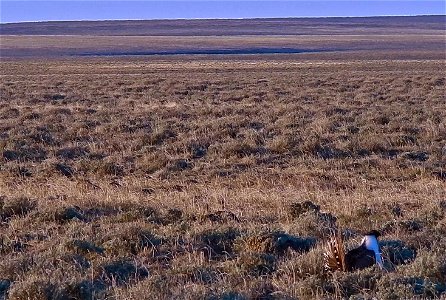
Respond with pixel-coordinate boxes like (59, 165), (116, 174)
(0, 55), (445, 299)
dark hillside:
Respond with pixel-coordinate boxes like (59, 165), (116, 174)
(1, 15), (445, 36)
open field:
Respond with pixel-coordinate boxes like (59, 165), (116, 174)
(1, 34), (445, 59)
(2, 16), (445, 36)
(1, 16), (446, 300)
(1, 16), (445, 59)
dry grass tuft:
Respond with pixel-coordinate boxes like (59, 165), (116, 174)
(0, 197), (36, 222)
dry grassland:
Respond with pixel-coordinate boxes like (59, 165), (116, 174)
(1, 34), (444, 58)
(0, 57), (445, 299)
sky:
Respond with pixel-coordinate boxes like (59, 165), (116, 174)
(1, 1), (445, 23)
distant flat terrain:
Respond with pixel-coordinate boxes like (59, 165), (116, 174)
(0, 16), (445, 59)
(1, 16), (445, 36)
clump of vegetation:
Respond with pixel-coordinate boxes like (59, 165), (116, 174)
(102, 226), (163, 256)
(196, 227), (241, 258)
(376, 275), (445, 299)
(202, 210), (240, 223)
(234, 232), (316, 255)
(99, 260), (149, 285)
(236, 252), (277, 276)
(380, 240), (417, 266)
(7, 280), (55, 300)
(287, 200), (321, 219)
(54, 206), (86, 223)
(0, 196), (36, 222)
(56, 280), (107, 300)
(181, 266), (221, 285)
(66, 239), (104, 256)
(56, 146), (89, 160)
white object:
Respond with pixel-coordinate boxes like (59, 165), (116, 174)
(362, 235), (383, 268)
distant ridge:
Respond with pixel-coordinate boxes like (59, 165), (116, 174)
(1, 15), (445, 36)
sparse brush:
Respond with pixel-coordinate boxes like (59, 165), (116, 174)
(236, 252), (277, 276)
(7, 279), (55, 300)
(0, 197), (37, 222)
(101, 225), (163, 256)
(195, 227), (241, 259)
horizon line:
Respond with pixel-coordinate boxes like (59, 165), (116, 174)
(2, 14), (445, 25)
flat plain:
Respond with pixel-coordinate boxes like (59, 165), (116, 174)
(0, 16), (445, 299)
